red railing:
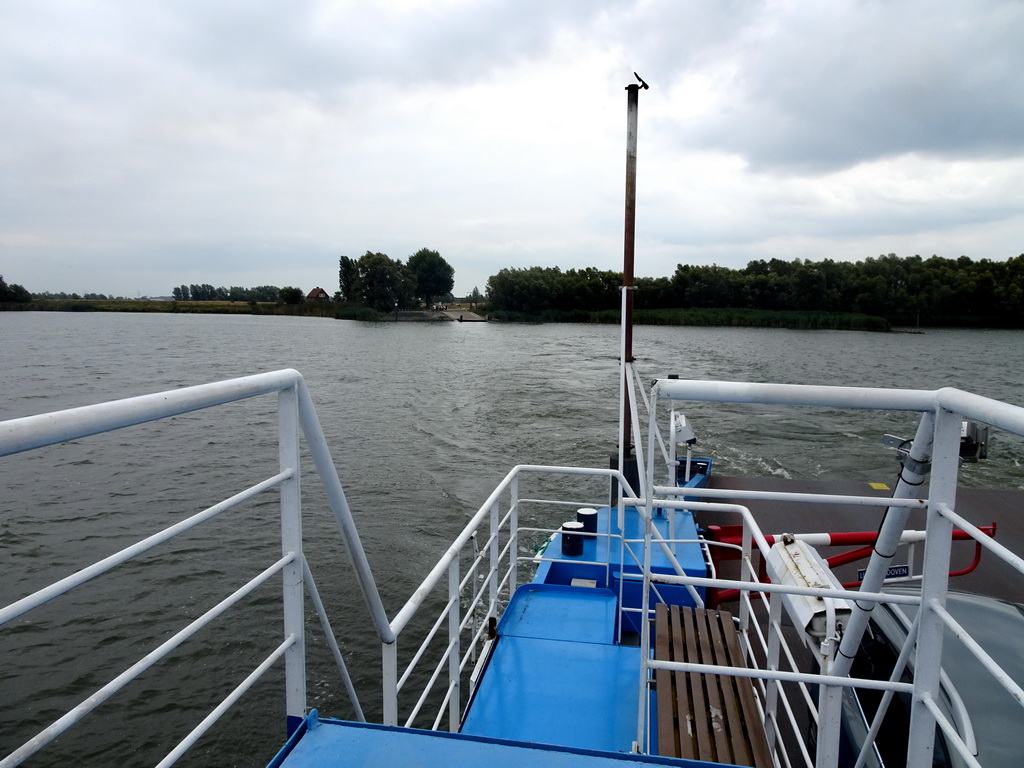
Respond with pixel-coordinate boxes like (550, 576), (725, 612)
(703, 522), (997, 608)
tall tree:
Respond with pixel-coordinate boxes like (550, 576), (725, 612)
(407, 248), (455, 305)
(338, 255), (357, 301)
(355, 252), (416, 312)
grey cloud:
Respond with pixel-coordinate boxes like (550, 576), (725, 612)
(148, 0), (607, 94)
(665, 0), (1024, 173)
(2, 0), (1021, 298)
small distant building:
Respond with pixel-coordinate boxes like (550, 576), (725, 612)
(306, 287), (330, 302)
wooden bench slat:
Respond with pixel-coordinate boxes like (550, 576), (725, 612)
(681, 604), (713, 760)
(654, 604), (773, 768)
(707, 608), (752, 767)
(654, 604), (678, 758)
(720, 610), (775, 768)
(695, 606), (732, 763)
(667, 605), (694, 760)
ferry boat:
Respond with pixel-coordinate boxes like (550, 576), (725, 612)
(4, 365), (1024, 768)
(4, 81), (1024, 768)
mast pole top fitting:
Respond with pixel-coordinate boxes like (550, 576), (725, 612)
(627, 72), (649, 91)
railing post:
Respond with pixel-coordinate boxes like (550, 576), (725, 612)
(469, 531), (480, 665)
(738, 518), (753, 633)
(814, 682), (843, 768)
(489, 501), (500, 619)
(382, 640), (398, 726)
(763, 590), (783, 753)
(278, 384), (306, 734)
(448, 557), (461, 731)
(636, 391), (659, 753)
(509, 478), (519, 596)
(907, 407), (960, 768)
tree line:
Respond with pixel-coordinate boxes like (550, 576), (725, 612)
(172, 284), (305, 303)
(31, 291), (127, 300)
(485, 254), (1024, 327)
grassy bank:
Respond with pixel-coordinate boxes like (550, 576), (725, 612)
(6, 300), (890, 330)
(487, 306), (891, 331)
(5, 298), (379, 319)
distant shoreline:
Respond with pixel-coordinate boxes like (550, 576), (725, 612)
(5, 298), (343, 317)
(5, 299), (1017, 331)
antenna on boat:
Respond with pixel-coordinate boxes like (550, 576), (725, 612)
(613, 73), (648, 504)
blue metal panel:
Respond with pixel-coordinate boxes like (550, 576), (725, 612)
(462, 584), (641, 750)
(535, 506), (708, 635)
(535, 507), (707, 591)
(460, 635), (642, 751)
(270, 711), (723, 767)
(609, 507), (706, 577)
(498, 583), (619, 644)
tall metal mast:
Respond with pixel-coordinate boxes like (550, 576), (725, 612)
(621, 73), (648, 455)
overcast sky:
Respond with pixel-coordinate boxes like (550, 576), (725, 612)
(2, 1), (1022, 299)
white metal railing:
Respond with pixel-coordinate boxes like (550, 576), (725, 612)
(0, 370), (390, 767)
(382, 453), (746, 733)
(635, 378), (1024, 768)
(381, 464), (636, 729)
(7, 369), (1024, 768)
(631, 494), (918, 767)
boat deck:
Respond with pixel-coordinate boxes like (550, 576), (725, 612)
(270, 713), (705, 767)
(460, 583), (641, 751)
(270, 584), (705, 767)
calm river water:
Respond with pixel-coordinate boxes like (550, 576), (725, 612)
(1, 312), (1022, 766)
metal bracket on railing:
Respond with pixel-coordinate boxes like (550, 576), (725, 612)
(882, 434), (932, 475)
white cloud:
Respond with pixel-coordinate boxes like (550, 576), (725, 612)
(1, 0), (1022, 299)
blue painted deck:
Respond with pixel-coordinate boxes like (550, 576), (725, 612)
(497, 582), (620, 642)
(268, 584), (716, 766)
(460, 583), (641, 752)
(270, 712), (710, 767)
(272, 497), (719, 766)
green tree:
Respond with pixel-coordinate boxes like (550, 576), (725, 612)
(338, 255), (357, 301)
(189, 283), (218, 301)
(279, 286), (305, 304)
(406, 248), (455, 305)
(354, 252), (416, 312)
(0, 275), (31, 303)
(251, 285), (280, 302)
(486, 266), (561, 313)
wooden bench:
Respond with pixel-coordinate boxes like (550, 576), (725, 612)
(654, 603), (773, 768)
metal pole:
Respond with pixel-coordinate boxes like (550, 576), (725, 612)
(448, 557), (461, 731)
(907, 408), (960, 768)
(278, 385), (306, 735)
(621, 73), (647, 454)
(831, 411), (935, 678)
